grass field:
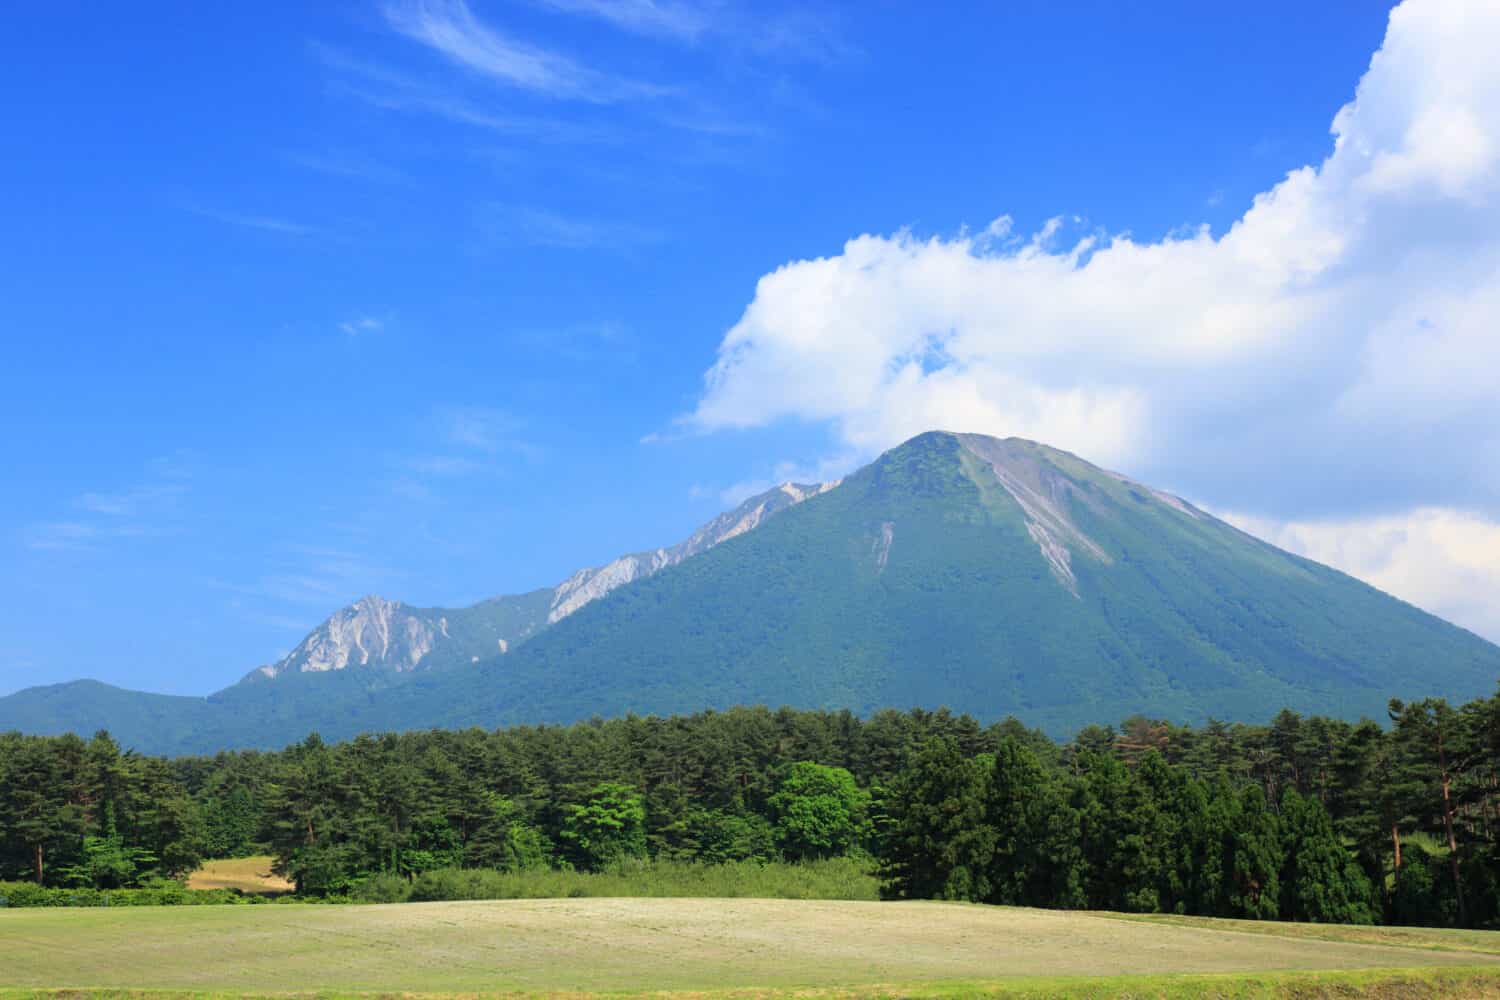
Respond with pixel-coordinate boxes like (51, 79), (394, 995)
(1107, 911), (1500, 957)
(182, 856), (291, 895)
(3, 898), (1500, 998)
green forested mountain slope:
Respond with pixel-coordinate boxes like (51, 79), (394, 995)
(3, 431), (1497, 753)
(418, 431), (1500, 735)
(0, 680), (213, 746)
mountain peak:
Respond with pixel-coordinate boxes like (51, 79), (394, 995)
(862, 430), (1212, 595)
(889, 429), (1084, 465)
(253, 593), (439, 680)
(886, 430), (1201, 520)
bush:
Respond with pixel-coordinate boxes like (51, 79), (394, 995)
(0, 881), (56, 907)
(408, 868), (513, 902)
(0, 880), (263, 907)
(352, 873), (412, 904)
(402, 858), (877, 903)
(1392, 846), (1458, 927)
(692, 809), (778, 863)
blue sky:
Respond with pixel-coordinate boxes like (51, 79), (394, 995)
(6, 0), (1499, 697)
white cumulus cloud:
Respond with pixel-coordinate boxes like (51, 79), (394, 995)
(684, 0), (1500, 635)
(689, 0), (1500, 483)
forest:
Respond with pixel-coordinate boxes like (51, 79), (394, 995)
(2, 688), (1499, 928)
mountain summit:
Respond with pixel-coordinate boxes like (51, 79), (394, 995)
(4, 431), (1497, 754)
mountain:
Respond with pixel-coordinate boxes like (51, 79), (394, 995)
(248, 481), (837, 683)
(412, 431), (1500, 735)
(4, 431), (1497, 754)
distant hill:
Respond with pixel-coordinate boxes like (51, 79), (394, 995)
(4, 431), (1497, 754)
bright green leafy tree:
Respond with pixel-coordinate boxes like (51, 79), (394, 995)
(770, 761), (870, 862)
(559, 782), (647, 871)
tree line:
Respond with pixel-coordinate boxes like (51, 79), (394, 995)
(2, 689), (1499, 926)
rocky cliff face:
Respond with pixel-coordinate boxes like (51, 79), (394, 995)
(955, 435), (1113, 594)
(253, 479), (841, 681)
(256, 595), (443, 679)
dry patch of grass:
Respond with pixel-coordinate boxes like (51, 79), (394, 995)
(183, 857), (291, 895)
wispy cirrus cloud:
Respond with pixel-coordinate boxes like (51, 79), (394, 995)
(340, 316), (385, 336)
(229, 606), (323, 634)
(343, 82), (625, 142)
(405, 455), (487, 476)
(378, 407), (538, 504)
(76, 483), (186, 518)
(317, 44), (627, 144)
(225, 545), (400, 608)
(182, 203), (320, 235)
(439, 404), (537, 453)
(284, 149), (407, 184)
(313, 0), (842, 182)
(25, 463), (191, 553)
(536, 0), (854, 64)
(25, 521), (105, 552)
(382, 0), (670, 103)
(481, 204), (663, 250)
(508, 320), (641, 364)
(741, 8), (854, 65)
(536, 0), (711, 42)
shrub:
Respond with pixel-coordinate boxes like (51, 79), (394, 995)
(353, 873), (412, 904)
(0, 880), (260, 907)
(401, 858), (878, 903)
(409, 868), (514, 902)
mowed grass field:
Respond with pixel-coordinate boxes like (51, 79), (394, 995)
(3, 899), (1500, 998)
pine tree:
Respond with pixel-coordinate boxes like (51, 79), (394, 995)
(1278, 789), (1375, 924)
(1226, 783), (1282, 919)
(878, 738), (994, 901)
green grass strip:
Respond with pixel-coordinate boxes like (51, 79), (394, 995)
(1087, 911), (1500, 957)
(7, 967), (1500, 1000)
